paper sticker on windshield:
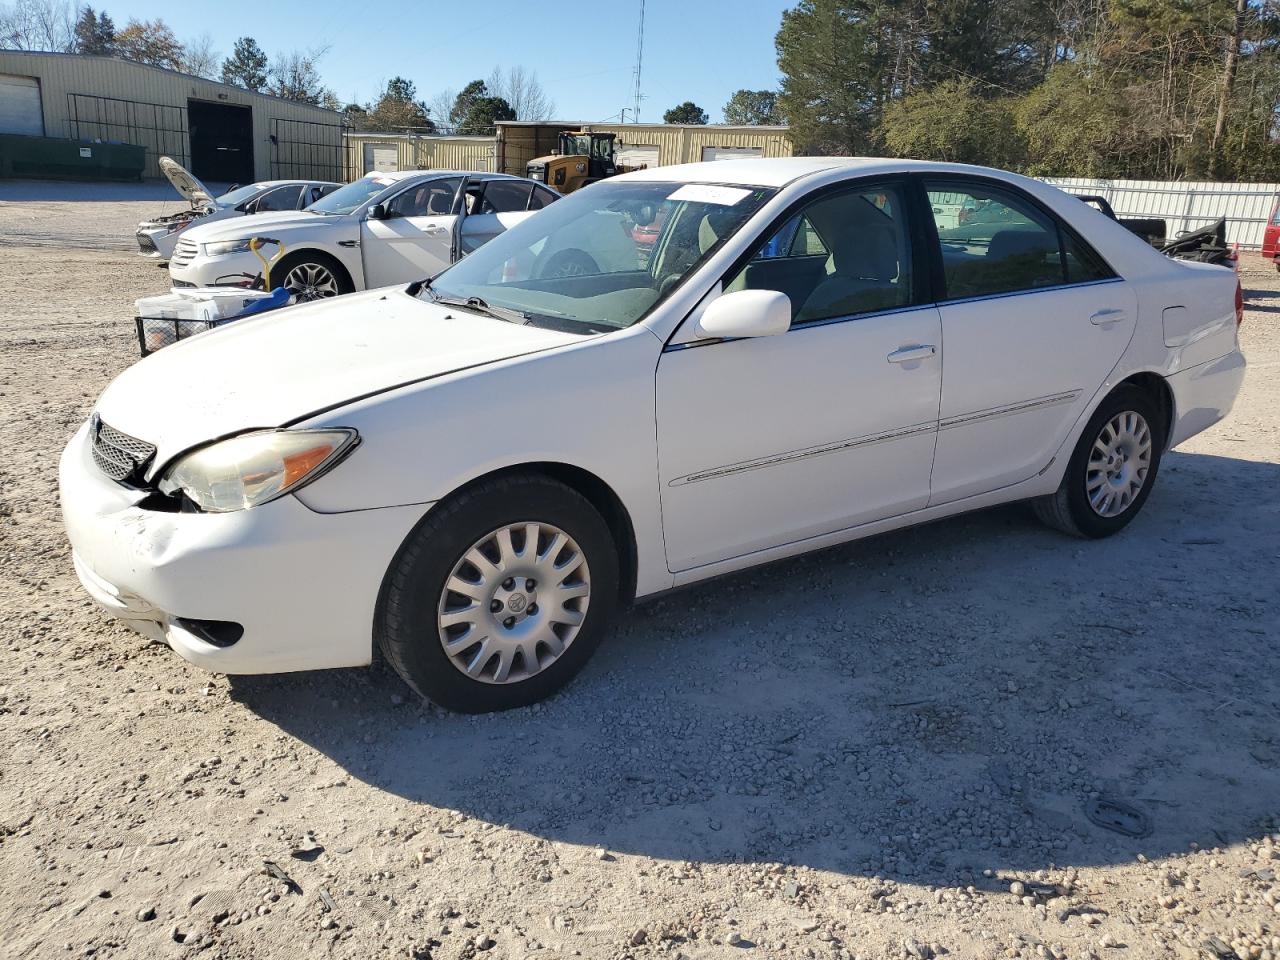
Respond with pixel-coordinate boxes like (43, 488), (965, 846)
(669, 184), (752, 206)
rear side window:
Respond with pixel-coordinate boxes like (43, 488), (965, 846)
(528, 185), (558, 210)
(925, 181), (1112, 299)
(478, 180), (533, 214)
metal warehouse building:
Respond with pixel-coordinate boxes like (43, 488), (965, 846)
(344, 121), (791, 178)
(0, 50), (344, 183)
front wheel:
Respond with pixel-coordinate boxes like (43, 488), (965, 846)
(376, 475), (620, 713)
(274, 252), (351, 301)
(1033, 385), (1165, 538)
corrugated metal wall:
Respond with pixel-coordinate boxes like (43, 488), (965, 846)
(343, 134), (495, 178)
(0, 50), (343, 181)
(1045, 176), (1280, 250)
(494, 122), (793, 176)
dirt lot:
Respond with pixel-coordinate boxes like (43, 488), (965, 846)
(1, 191), (1278, 960)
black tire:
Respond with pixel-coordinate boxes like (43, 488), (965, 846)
(1033, 384), (1166, 538)
(375, 474), (620, 713)
(271, 251), (353, 300)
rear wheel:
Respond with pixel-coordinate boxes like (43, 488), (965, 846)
(1033, 385), (1165, 538)
(376, 474), (619, 713)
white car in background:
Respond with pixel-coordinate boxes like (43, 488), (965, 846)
(136, 156), (340, 261)
(62, 157), (1245, 713)
(167, 170), (561, 300)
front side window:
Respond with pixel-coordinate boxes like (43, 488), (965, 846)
(255, 185), (303, 212)
(724, 182), (916, 325)
(385, 178), (461, 218)
(424, 180), (774, 332)
(927, 181), (1111, 299)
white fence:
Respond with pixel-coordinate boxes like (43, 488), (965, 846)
(1043, 177), (1280, 250)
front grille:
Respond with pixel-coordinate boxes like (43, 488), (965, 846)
(136, 232), (158, 254)
(91, 416), (156, 484)
(169, 238), (199, 268)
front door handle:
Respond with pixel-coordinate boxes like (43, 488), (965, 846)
(1090, 308), (1127, 326)
(887, 344), (936, 364)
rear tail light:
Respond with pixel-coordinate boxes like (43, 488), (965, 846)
(1230, 243), (1240, 272)
(1235, 280), (1244, 327)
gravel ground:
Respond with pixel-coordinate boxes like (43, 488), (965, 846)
(1, 194), (1278, 960)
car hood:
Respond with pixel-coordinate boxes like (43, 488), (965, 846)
(94, 288), (586, 475)
(160, 156), (214, 209)
(181, 209), (331, 244)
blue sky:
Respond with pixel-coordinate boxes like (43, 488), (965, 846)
(103, 0), (792, 122)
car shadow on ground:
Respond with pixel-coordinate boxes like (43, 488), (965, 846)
(1244, 286), (1279, 313)
(232, 451), (1280, 886)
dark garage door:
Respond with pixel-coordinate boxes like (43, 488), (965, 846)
(187, 99), (253, 184)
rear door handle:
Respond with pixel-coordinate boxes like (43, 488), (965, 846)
(1090, 308), (1127, 326)
(887, 344), (936, 364)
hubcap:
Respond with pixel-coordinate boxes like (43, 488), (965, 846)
(437, 522), (591, 685)
(282, 262), (339, 301)
(1086, 410), (1152, 518)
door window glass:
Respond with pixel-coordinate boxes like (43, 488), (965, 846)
(479, 180), (534, 214)
(725, 183), (915, 324)
(387, 178), (461, 218)
(926, 181), (1109, 299)
(255, 185), (303, 212)
(528, 186), (559, 210)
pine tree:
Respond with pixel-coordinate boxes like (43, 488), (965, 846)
(220, 37), (269, 91)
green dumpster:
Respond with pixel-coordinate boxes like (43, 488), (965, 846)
(0, 134), (146, 181)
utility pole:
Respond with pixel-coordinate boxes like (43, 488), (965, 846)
(632, 0), (645, 123)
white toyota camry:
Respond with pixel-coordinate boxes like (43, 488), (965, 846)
(61, 157), (1246, 712)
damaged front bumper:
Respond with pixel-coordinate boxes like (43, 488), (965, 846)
(58, 419), (426, 675)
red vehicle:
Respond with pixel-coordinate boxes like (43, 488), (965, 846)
(1264, 196), (1280, 270)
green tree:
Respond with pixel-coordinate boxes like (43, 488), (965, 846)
(363, 76), (435, 132)
(1013, 62), (1134, 177)
(662, 101), (709, 124)
(449, 80), (489, 129)
(113, 18), (183, 70)
(776, 0), (893, 154)
(457, 95), (515, 135)
(221, 36), (269, 91)
(723, 89), (782, 125)
(881, 78), (1025, 167)
(73, 6), (114, 55)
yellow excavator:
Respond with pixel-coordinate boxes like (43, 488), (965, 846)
(527, 131), (621, 193)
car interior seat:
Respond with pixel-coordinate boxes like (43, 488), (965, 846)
(797, 195), (904, 322)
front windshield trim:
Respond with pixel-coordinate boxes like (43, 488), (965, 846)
(423, 179), (776, 335)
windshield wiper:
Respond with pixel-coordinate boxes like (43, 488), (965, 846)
(419, 284), (530, 325)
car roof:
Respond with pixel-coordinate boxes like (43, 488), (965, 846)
(251, 180), (342, 188)
(610, 156), (1033, 189)
(365, 170), (523, 183)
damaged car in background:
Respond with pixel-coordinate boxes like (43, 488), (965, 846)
(166, 170), (561, 301)
(136, 156), (340, 261)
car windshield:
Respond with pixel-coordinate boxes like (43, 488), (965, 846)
(214, 183), (268, 209)
(306, 176), (394, 216)
(424, 180), (775, 332)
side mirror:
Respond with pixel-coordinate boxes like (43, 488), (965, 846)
(367, 203), (388, 221)
(694, 289), (792, 340)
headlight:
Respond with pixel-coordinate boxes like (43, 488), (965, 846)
(204, 239), (252, 256)
(158, 429), (358, 512)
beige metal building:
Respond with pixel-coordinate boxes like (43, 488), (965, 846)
(0, 50), (344, 182)
(344, 132), (495, 179)
(494, 121), (793, 176)
(341, 121), (791, 178)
